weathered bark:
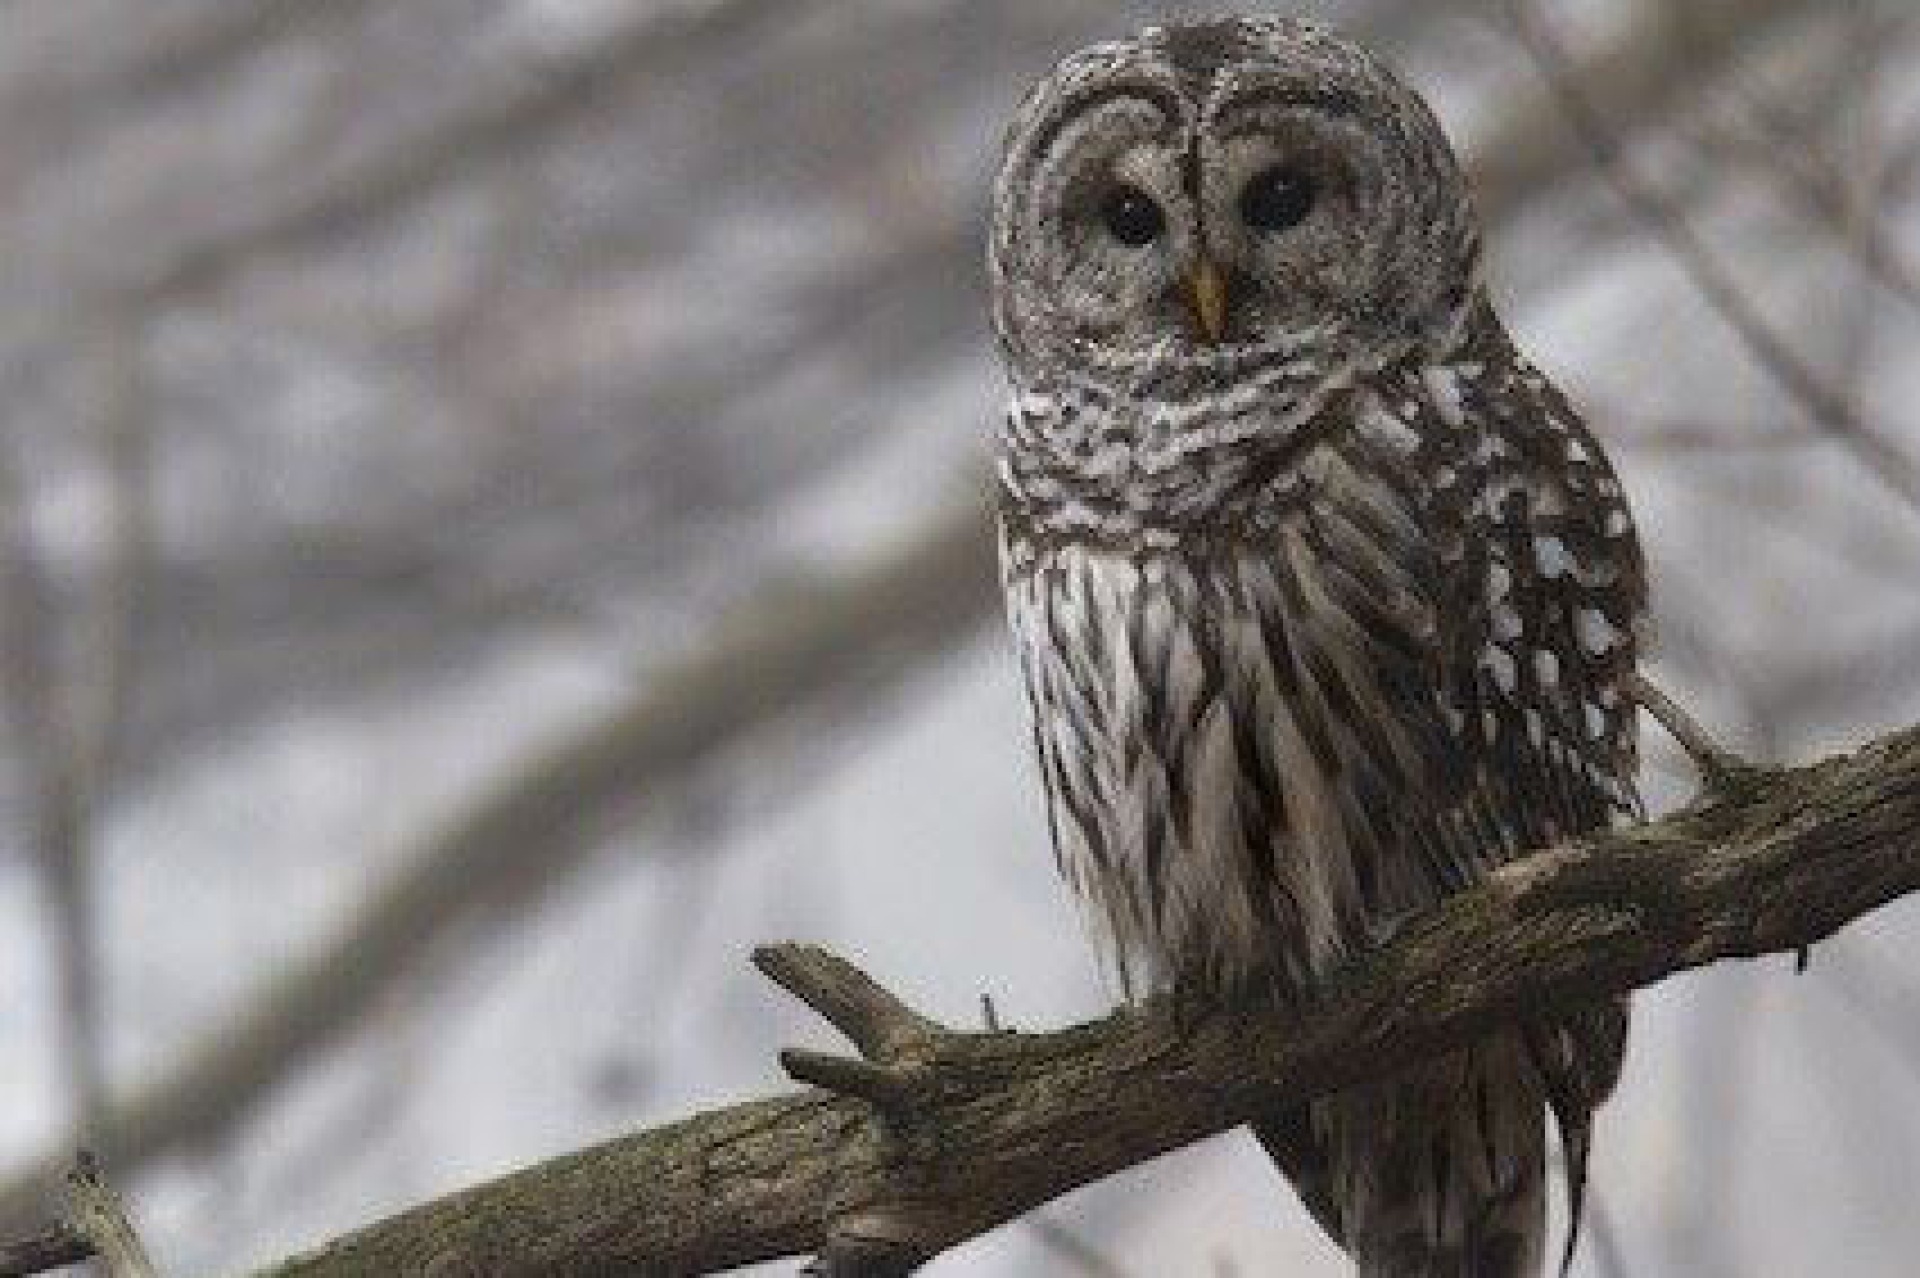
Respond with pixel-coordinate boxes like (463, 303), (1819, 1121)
(228, 722), (1919, 1276)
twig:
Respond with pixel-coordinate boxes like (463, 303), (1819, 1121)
(220, 717), (1920, 1276)
(779, 1050), (924, 1115)
(69, 228), (158, 823)
(0, 1159), (157, 1278)
(0, 1225), (92, 1278)
(753, 945), (939, 1064)
(62, 1156), (156, 1278)
(1622, 673), (1746, 792)
(753, 946), (950, 1271)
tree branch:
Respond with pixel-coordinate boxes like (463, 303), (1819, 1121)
(201, 717), (1917, 1277)
(61, 1156), (156, 1278)
(0, 1227), (90, 1278)
(0, 1154), (156, 1278)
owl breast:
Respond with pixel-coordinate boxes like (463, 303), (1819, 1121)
(1003, 398), (1447, 992)
(1008, 543), (1327, 990)
(1000, 352), (1643, 995)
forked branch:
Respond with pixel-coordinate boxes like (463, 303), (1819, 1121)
(155, 711), (1919, 1277)
(5, 702), (1917, 1275)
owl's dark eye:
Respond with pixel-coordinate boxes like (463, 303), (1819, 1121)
(1098, 184), (1165, 246)
(1239, 165), (1316, 232)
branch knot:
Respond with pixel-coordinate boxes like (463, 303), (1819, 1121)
(754, 944), (954, 1118)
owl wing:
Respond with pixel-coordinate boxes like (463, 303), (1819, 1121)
(1254, 352), (1644, 1263)
(1443, 359), (1644, 1272)
(1435, 361), (1645, 878)
(1258, 358), (1644, 917)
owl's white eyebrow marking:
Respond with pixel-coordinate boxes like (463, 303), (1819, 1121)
(1032, 82), (1183, 156)
(1209, 82), (1371, 130)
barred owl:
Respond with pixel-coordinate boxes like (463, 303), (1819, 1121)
(989, 19), (1645, 1278)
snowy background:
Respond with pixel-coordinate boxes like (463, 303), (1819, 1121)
(1, 1), (1918, 1274)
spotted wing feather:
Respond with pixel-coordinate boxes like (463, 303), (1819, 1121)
(1247, 326), (1643, 1276)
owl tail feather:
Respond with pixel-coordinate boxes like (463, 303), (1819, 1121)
(1256, 1030), (1552, 1278)
(1524, 1020), (1591, 1278)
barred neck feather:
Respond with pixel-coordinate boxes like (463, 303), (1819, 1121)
(997, 297), (1494, 555)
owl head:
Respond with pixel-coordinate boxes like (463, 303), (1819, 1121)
(989, 18), (1482, 399)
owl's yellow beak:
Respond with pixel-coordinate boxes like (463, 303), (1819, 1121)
(1188, 257), (1229, 343)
